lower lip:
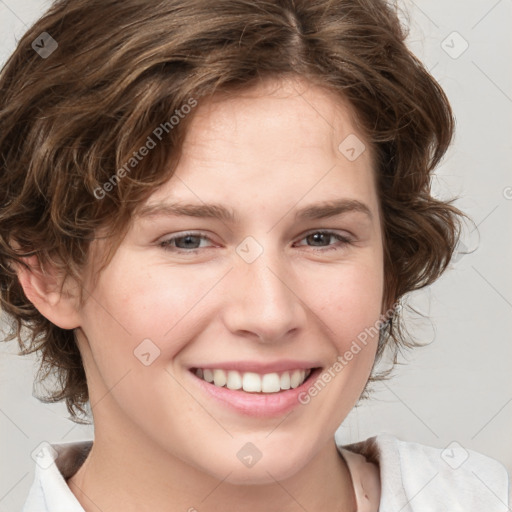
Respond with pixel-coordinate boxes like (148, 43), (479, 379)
(187, 368), (323, 417)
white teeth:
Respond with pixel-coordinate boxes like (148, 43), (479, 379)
(261, 373), (281, 393)
(280, 371), (291, 390)
(194, 368), (313, 393)
(203, 369), (214, 383)
(290, 369), (304, 389)
(226, 370), (242, 390)
(213, 369), (227, 387)
(243, 372), (261, 392)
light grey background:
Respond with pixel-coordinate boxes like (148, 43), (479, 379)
(1, 0), (511, 510)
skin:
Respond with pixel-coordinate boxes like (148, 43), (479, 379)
(19, 76), (385, 511)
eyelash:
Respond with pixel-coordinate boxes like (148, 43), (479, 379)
(158, 230), (353, 254)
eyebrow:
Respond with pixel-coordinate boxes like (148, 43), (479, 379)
(136, 198), (373, 223)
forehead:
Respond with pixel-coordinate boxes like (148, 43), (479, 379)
(136, 76), (379, 227)
(183, 77), (370, 163)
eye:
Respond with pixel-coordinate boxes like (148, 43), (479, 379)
(294, 230), (353, 252)
(158, 230), (353, 254)
(159, 232), (214, 253)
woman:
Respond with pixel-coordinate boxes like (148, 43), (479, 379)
(0, 0), (509, 510)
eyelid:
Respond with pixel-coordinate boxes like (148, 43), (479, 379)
(158, 229), (354, 253)
(297, 228), (354, 242)
(158, 231), (215, 250)
(293, 229), (354, 251)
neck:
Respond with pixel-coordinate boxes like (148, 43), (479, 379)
(67, 426), (356, 512)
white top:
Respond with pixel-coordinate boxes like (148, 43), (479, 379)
(22, 433), (510, 511)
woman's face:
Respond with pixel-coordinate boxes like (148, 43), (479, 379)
(76, 77), (385, 484)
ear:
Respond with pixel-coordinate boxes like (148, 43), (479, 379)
(15, 255), (81, 330)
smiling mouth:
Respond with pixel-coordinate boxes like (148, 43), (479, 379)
(190, 367), (319, 393)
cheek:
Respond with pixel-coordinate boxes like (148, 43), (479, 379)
(305, 264), (384, 402)
(84, 252), (211, 338)
(77, 258), (208, 425)
(287, 262), (383, 439)
(78, 257), (213, 393)
(306, 257), (384, 338)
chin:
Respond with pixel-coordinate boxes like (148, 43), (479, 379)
(194, 449), (309, 486)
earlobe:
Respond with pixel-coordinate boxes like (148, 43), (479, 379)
(15, 255), (81, 330)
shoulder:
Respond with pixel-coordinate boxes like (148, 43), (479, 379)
(22, 440), (92, 512)
(338, 433), (510, 511)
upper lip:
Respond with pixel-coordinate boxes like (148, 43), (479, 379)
(189, 360), (322, 374)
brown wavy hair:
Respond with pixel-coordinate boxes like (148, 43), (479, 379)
(0, 0), (464, 423)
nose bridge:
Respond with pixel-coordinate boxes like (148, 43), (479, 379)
(224, 234), (304, 341)
(238, 235), (293, 309)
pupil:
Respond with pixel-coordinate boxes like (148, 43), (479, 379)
(310, 233), (327, 246)
(179, 235), (199, 248)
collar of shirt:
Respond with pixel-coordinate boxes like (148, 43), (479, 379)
(22, 434), (510, 512)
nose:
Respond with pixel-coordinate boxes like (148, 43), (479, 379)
(220, 240), (308, 344)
